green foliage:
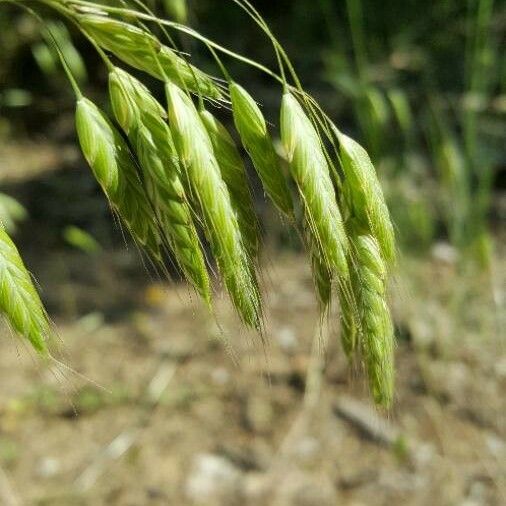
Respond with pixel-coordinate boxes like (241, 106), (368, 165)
(63, 225), (101, 254)
(323, 0), (503, 266)
(163, 0), (188, 24)
(32, 20), (87, 83)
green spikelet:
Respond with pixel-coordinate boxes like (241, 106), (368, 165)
(281, 93), (349, 278)
(303, 214), (332, 313)
(336, 129), (396, 265)
(229, 82), (294, 218)
(0, 227), (49, 353)
(199, 109), (260, 260)
(108, 67), (165, 134)
(75, 98), (119, 194)
(338, 278), (360, 358)
(108, 69), (211, 302)
(78, 14), (222, 100)
(351, 230), (394, 407)
(75, 97), (161, 258)
(136, 117), (211, 303)
(166, 82), (262, 329)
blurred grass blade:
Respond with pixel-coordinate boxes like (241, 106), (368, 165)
(63, 225), (102, 254)
(0, 193), (27, 233)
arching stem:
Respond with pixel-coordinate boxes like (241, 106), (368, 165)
(7, 0), (83, 98)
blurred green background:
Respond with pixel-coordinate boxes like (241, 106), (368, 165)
(1, 0), (504, 260)
(0, 1), (504, 505)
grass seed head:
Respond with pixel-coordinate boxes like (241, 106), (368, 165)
(75, 97), (119, 193)
(136, 113), (211, 303)
(0, 227), (50, 354)
(107, 70), (211, 302)
(166, 82), (262, 329)
(109, 67), (165, 134)
(79, 14), (222, 99)
(200, 109), (260, 260)
(281, 92), (349, 278)
(302, 212), (332, 313)
(76, 97), (161, 258)
(336, 129), (396, 265)
(350, 230), (394, 407)
(338, 280), (360, 358)
(229, 82), (294, 219)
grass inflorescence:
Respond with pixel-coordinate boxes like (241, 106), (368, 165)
(281, 92), (349, 277)
(200, 109), (260, 261)
(1, 0), (398, 406)
(78, 14), (223, 100)
(230, 82), (294, 219)
(0, 227), (50, 354)
(166, 81), (262, 330)
(108, 67), (211, 303)
(336, 129), (396, 265)
(76, 96), (162, 259)
(348, 227), (395, 407)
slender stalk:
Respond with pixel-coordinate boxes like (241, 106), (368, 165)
(205, 43), (232, 83)
(229, 0), (287, 89)
(7, 0), (82, 98)
(346, 0), (368, 82)
(46, 0), (286, 85)
(80, 27), (114, 70)
(227, 0), (346, 195)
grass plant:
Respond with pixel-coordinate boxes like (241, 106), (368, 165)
(0, 0), (399, 406)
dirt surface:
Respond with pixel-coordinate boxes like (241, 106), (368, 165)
(0, 251), (504, 506)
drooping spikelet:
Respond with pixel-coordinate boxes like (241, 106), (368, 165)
(108, 67), (165, 134)
(350, 230), (394, 407)
(109, 68), (211, 302)
(303, 214), (332, 313)
(166, 82), (262, 329)
(200, 109), (260, 260)
(0, 227), (49, 353)
(281, 92), (349, 278)
(78, 14), (222, 100)
(229, 82), (294, 218)
(335, 129), (396, 265)
(75, 97), (161, 258)
(338, 280), (360, 358)
(137, 116), (211, 303)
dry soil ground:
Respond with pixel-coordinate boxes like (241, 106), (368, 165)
(0, 250), (504, 506)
